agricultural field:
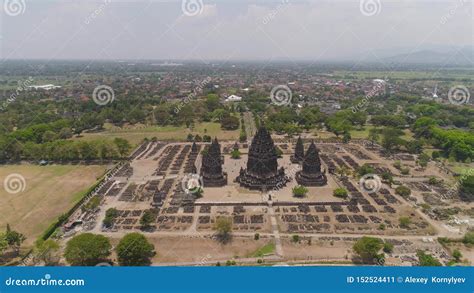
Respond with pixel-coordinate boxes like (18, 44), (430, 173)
(0, 164), (107, 246)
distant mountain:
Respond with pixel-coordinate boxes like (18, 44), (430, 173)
(382, 48), (474, 65)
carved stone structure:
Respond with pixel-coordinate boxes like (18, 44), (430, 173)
(200, 138), (227, 187)
(236, 126), (290, 191)
(191, 141), (198, 154)
(290, 136), (304, 163)
(296, 141), (328, 186)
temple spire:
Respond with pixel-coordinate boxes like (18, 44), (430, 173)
(236, 125), (290, 191)
(291, 136), (304, 163)
(296, 141), (327, 186)
(200, 138), (227, 187)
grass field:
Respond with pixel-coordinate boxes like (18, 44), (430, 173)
(248, 242), (276, 258)
(76, 122), (240, 146)
(349, 127), (414, 141)
(0, 164), (106, 246)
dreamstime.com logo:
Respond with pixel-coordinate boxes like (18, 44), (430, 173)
(448, 85), (470, 106)
(359, 173), (382, 194)
(3, 0), (26, 16)
(92, 85), (115, 106)
(181, 0), (204, 16)
(5, 274), (85, 287)
(359, 0), (381, 16)
(181, 173), (204, 194)
(3, 173), (26, 194)
(270, 85), (292, 106)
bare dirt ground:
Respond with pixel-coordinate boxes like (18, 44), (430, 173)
(0, 164), (106, 246)
(106, 235), (272, 264)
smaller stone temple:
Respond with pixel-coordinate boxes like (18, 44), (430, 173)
(290, 136), (304, 163)
(200, 138), (227, 187)
(295, 141), (328, 186)
(191, 141), (198, 154)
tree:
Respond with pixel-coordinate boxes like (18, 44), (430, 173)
(463, 232), (474, 245)
(214, 217), (232, 243)
(342, 131), (351, 143)
(416, 250), (442, 266)
(140, 210), (156, 230)
(0, 233), (8, 256)
(399, 217), (411, 229)
(460, 175), (474, 201)
(116, 233), (155, 266)
(381, 171), (393, 186)
(383, 242), (394, 253)
(205, 94), (220, 112)
(231, 149), (241, 159)
(292, 185), (308, 198)
(114, 138), (131, 157)
(406, 140), (423, 154)
(333, 188), (348, 199)
(58, 127), (73, 139)
(452, 249), (462, 262)
(5, 224), (25, 254)
(34, 239), (60, 266)
(357, 164), (375, 177)
(417, 153), (430, 169)
(381, 127), (404, 154)
(395, 186), (411, 198)
(103, 208), (118, 228)
(353, 236), (384, 264)
(64, 233), (111, 266)
(292, 235), (300, 243)
(368, 128), (379, 146)
(221, 115), (240, 130)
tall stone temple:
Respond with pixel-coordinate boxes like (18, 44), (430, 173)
(200, 138), (227, 187)
(290, 136), (304, 163)
(236, 126), (290, 191)
(295, 141), (328, 186)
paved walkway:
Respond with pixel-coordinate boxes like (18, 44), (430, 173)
(267, 199), (284, 258)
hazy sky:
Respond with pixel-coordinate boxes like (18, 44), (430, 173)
(0, 0), (472, 61)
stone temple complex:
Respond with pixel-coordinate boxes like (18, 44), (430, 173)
(290, 136), (304, 163)
(200, 138), (227, 187)
(236, 126), (290, 191)
(296, 141), (328, 186)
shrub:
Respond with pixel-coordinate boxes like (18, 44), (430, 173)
(333, 188), (348, 199)
(292, 185), (308, 198)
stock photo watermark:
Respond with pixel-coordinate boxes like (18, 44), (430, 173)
(92, 85), (115, 106)
(181, 0), (204, 17)
(359, 173), (382, 194)
(1, 77), (34, 111)
(448, 85), (470, 106)
(3, 0), (26, 16)
(270, 85), (292, 106)
(174, 76), (211, 114)
(3, 173), (27, 194)
(359, 0), (381, 17)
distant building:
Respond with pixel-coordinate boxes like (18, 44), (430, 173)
(225, 94), (242, 102)
(28, 84), (61, 90)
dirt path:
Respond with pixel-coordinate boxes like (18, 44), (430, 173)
(268, 199), (284, 257)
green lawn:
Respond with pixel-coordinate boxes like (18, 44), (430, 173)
(349, 127), (414, 141)
(248, 242), (276, 257)
(76, 122), (240, 146)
